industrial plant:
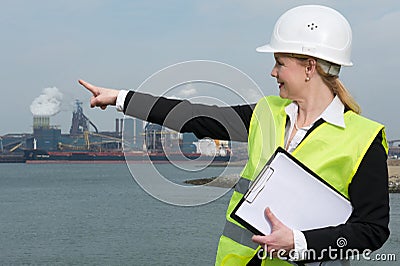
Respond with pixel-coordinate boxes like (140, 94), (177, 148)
(0, 99), (231, 163)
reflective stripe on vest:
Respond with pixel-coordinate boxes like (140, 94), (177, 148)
(223, 220), (259, 250)
(235, 177), (251, 195)
(215, 96), (387, 266)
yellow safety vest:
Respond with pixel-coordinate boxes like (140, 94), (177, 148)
(215, 96), (387, 266)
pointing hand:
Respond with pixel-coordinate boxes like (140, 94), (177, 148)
(78, 79), (119, 110)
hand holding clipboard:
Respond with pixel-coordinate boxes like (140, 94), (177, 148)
(231, 147), (353, 236)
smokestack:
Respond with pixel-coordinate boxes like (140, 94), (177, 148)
(33, 115), (50, 129)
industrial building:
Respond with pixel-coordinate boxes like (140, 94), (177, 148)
(0, 100), (231, 163)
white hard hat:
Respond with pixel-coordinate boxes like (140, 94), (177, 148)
(256, 5), (353, 66)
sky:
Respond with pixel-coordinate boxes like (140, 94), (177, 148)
(1, 0), (400, 140)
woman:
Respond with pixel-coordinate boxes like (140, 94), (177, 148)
(79, 5), (389, 266)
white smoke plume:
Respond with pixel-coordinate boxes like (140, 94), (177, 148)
(30, 87), (63, 116)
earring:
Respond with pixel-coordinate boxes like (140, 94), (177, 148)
(305, 76), (310, 81)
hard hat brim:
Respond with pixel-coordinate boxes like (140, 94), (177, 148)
(256, 44), (274, 53)
(255, 44), (353, 67)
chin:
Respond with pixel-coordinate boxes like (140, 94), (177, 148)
(279, 92), (288, 99)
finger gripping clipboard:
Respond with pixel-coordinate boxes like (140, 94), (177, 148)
(230, 147), (353, 236)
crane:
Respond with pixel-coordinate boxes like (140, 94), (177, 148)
(9, 143), (23, 152)
(58, 131), (123, 152)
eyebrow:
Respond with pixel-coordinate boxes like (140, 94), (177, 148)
(274, 54), (287, 61)
(274, 56), (283, 63)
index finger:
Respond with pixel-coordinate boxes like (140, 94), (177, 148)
(78, 79), (99, 96)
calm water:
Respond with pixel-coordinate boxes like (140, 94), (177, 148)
(0, 163), (398, 265)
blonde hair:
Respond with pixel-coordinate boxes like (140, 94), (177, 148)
(315, 63), (361, 114)
(288, 53), (361, 114)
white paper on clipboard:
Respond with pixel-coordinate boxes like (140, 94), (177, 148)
(232, 148), (353, 236)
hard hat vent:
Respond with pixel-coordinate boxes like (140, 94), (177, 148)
(307, 23), (318, 30)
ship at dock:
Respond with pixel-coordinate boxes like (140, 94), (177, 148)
(1, 100), (231, 164)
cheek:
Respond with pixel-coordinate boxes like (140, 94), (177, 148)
(278, 67), (290, 78)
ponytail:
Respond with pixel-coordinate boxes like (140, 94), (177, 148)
(316, 64), (361, 114)
(290, 53), (361, 114)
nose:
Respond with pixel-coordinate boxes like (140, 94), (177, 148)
(270, 65), (278, 78)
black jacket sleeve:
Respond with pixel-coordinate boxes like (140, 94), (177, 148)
(123, 90), (255, 142)
(302, 131), (390, 262)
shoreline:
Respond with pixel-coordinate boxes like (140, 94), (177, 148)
(185, 176), (400, 193)
(185, 164), (400, 193)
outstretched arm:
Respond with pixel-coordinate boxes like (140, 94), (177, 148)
(79, 80), (255, 141)
(123, 90), (254, 141)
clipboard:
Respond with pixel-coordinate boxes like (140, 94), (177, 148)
(231, 147), (353, 236)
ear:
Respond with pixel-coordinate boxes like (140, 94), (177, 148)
(305, 59), (317, 76)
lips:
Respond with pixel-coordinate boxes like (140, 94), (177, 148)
(278, 82), (284, 89)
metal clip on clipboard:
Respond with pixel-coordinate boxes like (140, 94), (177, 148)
(244, 166), (274, 203)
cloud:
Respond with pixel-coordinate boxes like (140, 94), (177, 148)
(178, 83), (198, 97)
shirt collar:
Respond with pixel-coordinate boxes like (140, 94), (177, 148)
(285, 95), (346, 129)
